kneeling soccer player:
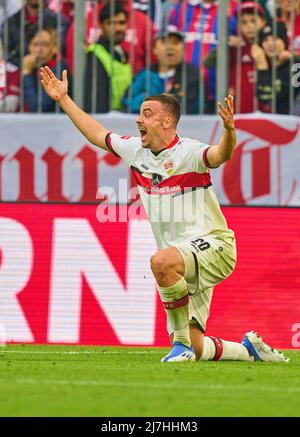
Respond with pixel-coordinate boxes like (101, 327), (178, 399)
(40, 66), (288, 363)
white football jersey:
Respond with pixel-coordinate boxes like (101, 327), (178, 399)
(106, 133), (234, 249)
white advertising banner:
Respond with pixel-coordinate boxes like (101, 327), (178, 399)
(0, 112), (299, 205)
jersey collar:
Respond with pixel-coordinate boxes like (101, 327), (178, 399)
(151, 135), (179, 156)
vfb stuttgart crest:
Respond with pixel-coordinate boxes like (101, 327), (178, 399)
(164, 160), (174, 175)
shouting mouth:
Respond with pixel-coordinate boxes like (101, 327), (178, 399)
(139, 128), (147, 142)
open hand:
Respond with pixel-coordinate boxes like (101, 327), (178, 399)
(218, 95), (235, 131)
(40, 66), (68, 101)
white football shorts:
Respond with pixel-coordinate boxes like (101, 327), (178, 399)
(167, 234), (237, 335)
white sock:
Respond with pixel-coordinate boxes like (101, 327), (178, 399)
(200, 336), (254, 362)
(221, 339), (254, 361)
(157, 277), (191, 347)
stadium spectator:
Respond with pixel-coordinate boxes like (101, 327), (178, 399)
(252, 21), (299, 114)
(23, 24), (69, 112)
(83, 3), (132, 113)
(228, 1), (266, 113)
(0, 0), (70, 67)
(168, 0), (219, 67)
(0, 60), (20, 112)
(168, 0), (217, 113)
(276, 0), (300, 55)
(168, 0), (237, 113)
(65, 0), (156, 75)
(123, 30), (200, 114)
(118, 0), (156, 74)
(229, 1), (271, 33)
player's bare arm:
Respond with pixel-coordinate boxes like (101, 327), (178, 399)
(40, 67), (110, 151)
(206, 94), (237, 168)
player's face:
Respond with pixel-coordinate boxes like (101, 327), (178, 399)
(240, 13), (265, 43)
(154, 35), (184, 69)
(136, 101), (170, 148)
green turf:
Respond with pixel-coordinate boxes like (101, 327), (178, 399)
(0, 344), (299, 417)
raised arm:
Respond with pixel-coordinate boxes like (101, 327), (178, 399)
(206, 95), (236, 168)
(40, 66), (109, 151)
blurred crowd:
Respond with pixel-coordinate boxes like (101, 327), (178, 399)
(1, 0), (300, 115)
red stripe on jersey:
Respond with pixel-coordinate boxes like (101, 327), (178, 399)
(166, 135), (179, 150)
(160, 171), (211, 188)
(131, 169), (212, 195)
(131, 170), (152, 189)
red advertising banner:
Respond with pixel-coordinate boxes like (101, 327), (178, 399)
(0, 203), (299, 349)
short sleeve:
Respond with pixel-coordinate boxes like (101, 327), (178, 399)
(105, 132), (141, 167)
(191, 142), (216, 172)
(201, 144), (220, 169)
(196, 143), (209, 170)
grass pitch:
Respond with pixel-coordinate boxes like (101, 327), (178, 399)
(0, 345), (299, 417)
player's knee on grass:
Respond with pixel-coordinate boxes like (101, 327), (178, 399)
(150, 247), (184, 283)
